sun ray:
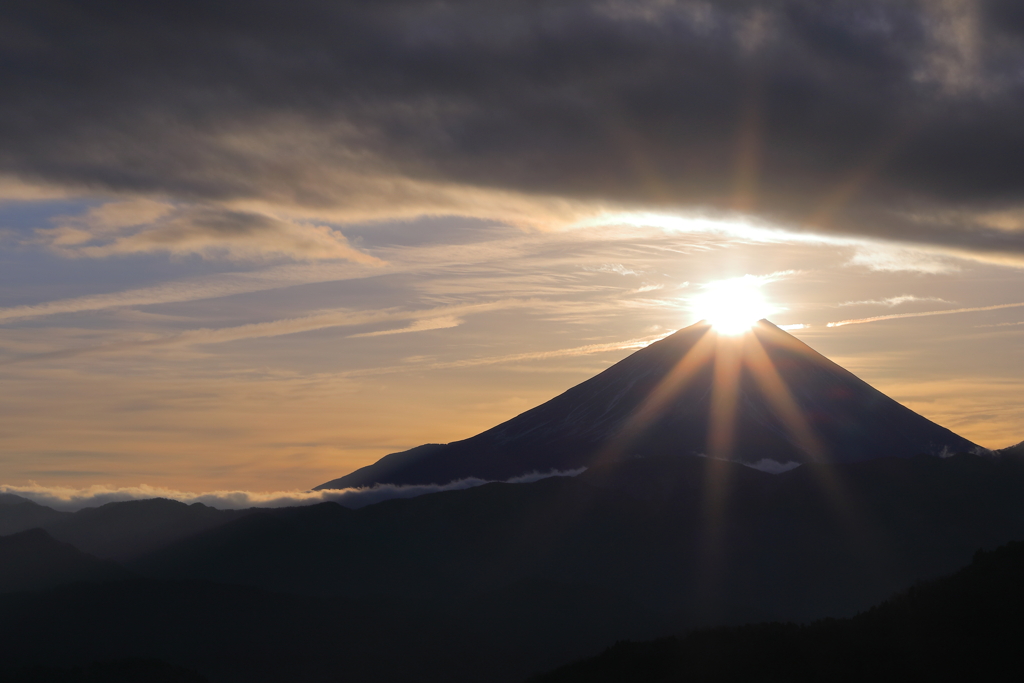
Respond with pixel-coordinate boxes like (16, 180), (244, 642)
(594, 318), (906, 611)
(594, 325), (716, 464)
(745, 323), (900, 589)
(742, 333), (825, 461)
(744, 326), (850, 513)
(695, 332), (748, 607)
(731, 75), (764, 214)
(707, 334), (747, 462)
(804, 127), (909, 230)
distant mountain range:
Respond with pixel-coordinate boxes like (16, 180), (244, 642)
(0, 495), (254, 562)
(317, 320), (978, 489)
(4, 451), (1024, 681)
(0, 528), (132, 593)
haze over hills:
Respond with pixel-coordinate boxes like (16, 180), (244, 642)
(138, 453), (1024, 620)
(0, 497), (255, 561)
(0, 528), (133, 594)
(4, 452), (1024, 682)
(0, 494), (70, 536)
(317, 320), (978, 490)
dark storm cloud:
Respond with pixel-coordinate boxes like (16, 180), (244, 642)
(2, 0), (1024, 254)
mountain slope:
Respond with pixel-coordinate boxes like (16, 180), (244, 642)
(0, 528), (133, 593)
(0, 577), (666, 683)
(319, 320), (977, 488)
(42, 499), (255, 561)
(0, 495), (71, 536)
(532, 537), (1024, 683)
(1000, 440), (1024, 457)
(143, 453), (1024, 627)
(0, 498), (258, 561)
(7, 452), (1024, 683)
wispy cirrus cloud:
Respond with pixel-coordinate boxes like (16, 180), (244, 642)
(167, 303), (515, 346)
(0, 263), (378, 323)
(0, 300), (539, 364)
(839, 295), (952, 307)
(974, 320), (1024, 329)
(827, 302), (1024, 328)
(332, 334), (672, 379)
(35, 201), (384, 264)
(631, 284), (665, 294)
(348, 315), (464, 338)
(0, 222), (686, 324)
(583, 263), (640, 276)
(847, 245), (962, 274)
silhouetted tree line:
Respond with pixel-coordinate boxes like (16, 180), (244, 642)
(533, 540), (1024, 682)
(3, 658), (207, 683)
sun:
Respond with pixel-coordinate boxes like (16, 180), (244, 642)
(692, 275), (776, 335)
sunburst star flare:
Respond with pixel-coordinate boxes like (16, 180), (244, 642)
(318, 320), (978, 490)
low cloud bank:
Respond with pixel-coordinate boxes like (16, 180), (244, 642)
(693, 452), (802, 474)
(0, 469), (585, 512)
(746, 459), (803, 474)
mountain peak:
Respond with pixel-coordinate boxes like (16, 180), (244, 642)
(318, 320), (977, 489)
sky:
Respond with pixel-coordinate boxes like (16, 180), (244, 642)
(1, 0), (1022, 499)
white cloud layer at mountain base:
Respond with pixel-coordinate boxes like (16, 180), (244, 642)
(0, 469), (586, 512)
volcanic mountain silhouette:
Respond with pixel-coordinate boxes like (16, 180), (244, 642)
(318, 320), (978, 489)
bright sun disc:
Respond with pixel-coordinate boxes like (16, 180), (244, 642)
(693, 276), (775, 335)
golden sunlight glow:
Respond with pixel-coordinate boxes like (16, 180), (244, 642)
(587, 318), (858, 585)
(693, 275), (775, 335)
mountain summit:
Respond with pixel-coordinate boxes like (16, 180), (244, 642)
(317, 320), (977, 489)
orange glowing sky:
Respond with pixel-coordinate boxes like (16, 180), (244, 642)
(1, 209), (1021, 496)
(1, 1), (1023, 499)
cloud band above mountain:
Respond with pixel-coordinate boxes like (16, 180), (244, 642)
(2, 1), (1024, 258)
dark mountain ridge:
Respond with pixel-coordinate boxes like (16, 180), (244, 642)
(532, 537), (1024, 683)
(0, 528), (133, 593)
(999, 440), (1024, 457)
(0, 494), (71, 536)
(319, 320), (977, 489)
(140, 452), (1024, 626)
(4, 452), (1024, 682)
(0, 576), (666, 683)
(0, 498), (257, 561)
